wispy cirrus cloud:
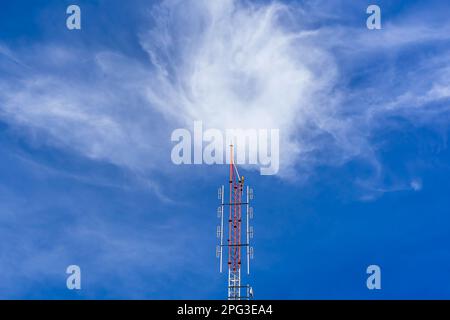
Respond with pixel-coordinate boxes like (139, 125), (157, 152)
(0, 47), (170, 173)
(1, 0), (450, 188)
(1, 0), (450, 300)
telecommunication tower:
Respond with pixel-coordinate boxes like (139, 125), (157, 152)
(216, 145), (254, 300)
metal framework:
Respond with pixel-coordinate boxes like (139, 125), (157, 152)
(216, 145), (254, 300)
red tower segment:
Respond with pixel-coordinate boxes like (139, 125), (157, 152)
(217, 144), (254, 300)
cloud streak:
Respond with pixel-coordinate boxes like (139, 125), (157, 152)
(1, 0), (450, 187)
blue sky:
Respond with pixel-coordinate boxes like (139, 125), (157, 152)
(1, 0), (450, 299)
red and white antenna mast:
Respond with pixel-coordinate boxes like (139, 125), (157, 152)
(217, 144), (254, 300)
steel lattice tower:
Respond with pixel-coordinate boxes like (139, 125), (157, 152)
(216, 145), (254, 300)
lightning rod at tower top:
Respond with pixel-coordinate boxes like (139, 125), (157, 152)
(216, 144), (254, 300)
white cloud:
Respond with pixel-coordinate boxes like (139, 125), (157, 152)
(1, 0), (450, 188)
(0, 48), (171, 174)
(140, 0), (339, 177)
